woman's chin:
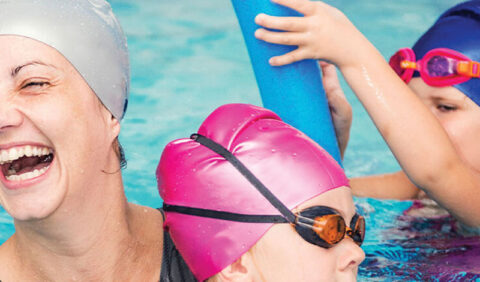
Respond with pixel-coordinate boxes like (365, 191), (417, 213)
(1, 166), (66, 222)
(6, 193), (64, 222)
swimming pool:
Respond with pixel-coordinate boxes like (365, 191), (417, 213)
(1, 0), (478, 280)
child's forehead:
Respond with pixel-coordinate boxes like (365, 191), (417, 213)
(409, 78), (468, 100)
(296, 186), (356, 223)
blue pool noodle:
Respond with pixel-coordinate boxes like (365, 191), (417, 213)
(231, 0), (342, 165)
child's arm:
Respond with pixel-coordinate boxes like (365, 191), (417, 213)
(351, 171), (421, 200)
(319, 62), (352, 159)
(254, 0), (480, 226)
(321, 62), (421, 199)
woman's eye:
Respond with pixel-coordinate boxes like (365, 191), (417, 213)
(21, 81), (50, 90)
(436, 104), (456, 112)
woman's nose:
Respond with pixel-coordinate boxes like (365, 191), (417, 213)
(0, 98), (23, 132)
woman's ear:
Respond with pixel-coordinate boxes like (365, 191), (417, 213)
(216, 252), (257, 282)
(98, 102), (121, 140)
(109, 115), (121, 140)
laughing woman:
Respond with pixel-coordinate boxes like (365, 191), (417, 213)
(0, 1), (194, 281)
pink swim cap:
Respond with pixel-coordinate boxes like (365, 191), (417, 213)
(157, 103), (348, 281)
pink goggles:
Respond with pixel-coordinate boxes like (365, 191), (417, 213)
(389, 47), (480, 87)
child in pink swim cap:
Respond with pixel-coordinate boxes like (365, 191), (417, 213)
(157, 103), (365, 281)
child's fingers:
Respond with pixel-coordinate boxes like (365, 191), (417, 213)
(269, 48), (308, 66)
(271, 0), (316, 16)
(318, 61), (331, 68)
(320, 62), (341, 92)
(255, 14), (306, 32)
(254, 28), (306, 46)
(321, 63), (348, 102)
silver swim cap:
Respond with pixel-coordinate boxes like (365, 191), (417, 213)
(0, 0), (130, 120)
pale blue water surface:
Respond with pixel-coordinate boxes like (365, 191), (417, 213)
(1, 0), (479, 280)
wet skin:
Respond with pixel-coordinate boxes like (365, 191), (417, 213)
(226, 187), (365, 282)
(409, 77), (480, 173)
(0, 35), (121, 221)
(0, 35), (163, 281)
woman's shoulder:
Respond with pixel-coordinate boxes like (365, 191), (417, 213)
(128, 203), (165, 230)
(128, 203), (165, 253)
(125, 204), (165, 279)
(128, 204), (197, 281)
(0, 237), (20, 280)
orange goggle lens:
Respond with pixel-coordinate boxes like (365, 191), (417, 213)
(349, 215), (365, 246)
(294, 206), (365, 249)
(312, 214), (346, 244)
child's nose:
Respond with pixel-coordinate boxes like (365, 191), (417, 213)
(337, 238), (366, 272)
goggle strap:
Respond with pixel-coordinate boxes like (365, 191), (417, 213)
(400, 60), (417, 70)
(350, 213), (358, 228)
(458, 61), (480, 77)
(191, 133), (297, 223)
(163, 204), (289, 223)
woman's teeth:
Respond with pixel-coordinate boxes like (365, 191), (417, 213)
(0, 145), (53, 182)
(0, 145), (51, 164)
(6, 166), (49, 181)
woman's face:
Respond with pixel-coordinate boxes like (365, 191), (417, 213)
(409, 78), (480, 172)
(247, 187), (365, 281)
(0, 36), (119, 221)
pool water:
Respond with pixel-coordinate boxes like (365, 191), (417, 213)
(1, 0), (479, 280)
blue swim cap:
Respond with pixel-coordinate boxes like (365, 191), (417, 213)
(0, 0), (130, 120)
(412, 0), (480, 106)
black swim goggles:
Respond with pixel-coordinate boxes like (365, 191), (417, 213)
(163, 134), (365, 248)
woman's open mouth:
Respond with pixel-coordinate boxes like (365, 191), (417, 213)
(0, 145), (54, 182)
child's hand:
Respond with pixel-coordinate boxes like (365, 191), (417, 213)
(320, 62), (352, 159)
(254, 0), (365, 69)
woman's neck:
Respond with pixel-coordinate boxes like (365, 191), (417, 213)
(1, 172), (162, 281)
